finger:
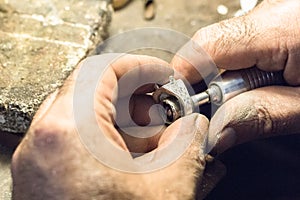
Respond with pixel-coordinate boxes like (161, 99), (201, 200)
(133, 114), (210, 199)
(283, 50), (300, 86)
(158, 113), (209, 152)
(110, 54), (173, 98)
(119, 125), (164, 154)
(171, 39), (219, 84)
(171, 0), (300, 85)
(97, 54), (172, 102)
(95, 55), (172, 149)
(118, 115), (210, 200)
(126, 114), (211, 200)
(208, 86), (300, 154)
(118, 112), (209, 154)
(115, 94), (164, 127)
(115, 94), (165, 154)
(111, 54), (171, 80)
(171, 15), (256, 84)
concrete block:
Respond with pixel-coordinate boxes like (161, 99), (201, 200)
(0, 0), (112, 134)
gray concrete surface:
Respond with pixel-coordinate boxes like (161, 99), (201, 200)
(109, 0), (240, 37)
(0, 0), (112, 134)
(103, 0), (241, 61)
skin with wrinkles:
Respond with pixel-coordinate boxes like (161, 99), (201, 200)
(12, 55), (210, 200)
(209, 86), (300, 153)
(11, 0), (300, 198)
(12, 114), (208, 200)
(172, 0), (300, 153)
(173, 0), (300, 85)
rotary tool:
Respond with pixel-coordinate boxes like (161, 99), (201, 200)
(153, 67), (285, 124)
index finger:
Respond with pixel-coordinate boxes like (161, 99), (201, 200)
(111, 54), (173, 98)
(171, 39), (219, 84)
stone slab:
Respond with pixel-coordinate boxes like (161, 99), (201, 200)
(0, 0), (112, 134)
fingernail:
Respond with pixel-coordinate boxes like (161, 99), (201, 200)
(210, 127), (237, 156)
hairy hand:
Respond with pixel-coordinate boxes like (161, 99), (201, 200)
(11, 54), (209, 200)
(172, 0), (300, 153)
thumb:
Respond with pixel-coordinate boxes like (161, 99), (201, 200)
(123, 114), (210, 200)
(208, 86), (300, 154)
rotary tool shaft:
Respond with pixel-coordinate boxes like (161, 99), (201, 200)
(191, 67), (285, 107)
(153, 67), (285, 124)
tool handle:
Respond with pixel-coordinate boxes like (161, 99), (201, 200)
(208, 67), (285, 105)
(240, 67), (285, 89)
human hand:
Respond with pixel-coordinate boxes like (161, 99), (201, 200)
(171, 0), (300, 154)
(11, 54), (210, 199)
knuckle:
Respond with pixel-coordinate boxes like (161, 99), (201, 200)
(256, 49), (288, 72)
(12, 121), (66, 171)
(28, 118), (70, 152)
(229, 97), (275, 137)
(253, 102), (275, 136)
(31, 126), (60, 149)
(283, 53), (300, 86)
(192, 26), (215, 50)
(193, 28), (206, 42)
(196, 16), (256, 66)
